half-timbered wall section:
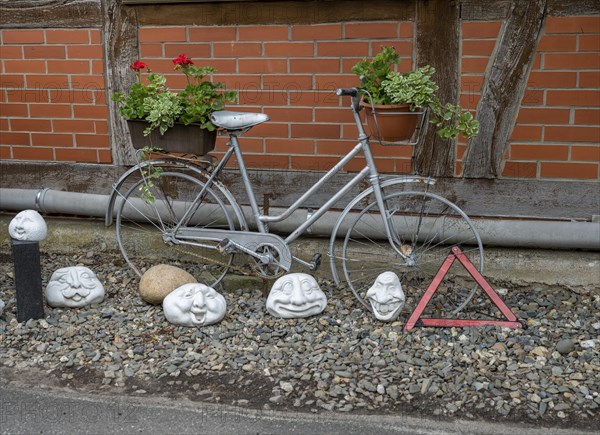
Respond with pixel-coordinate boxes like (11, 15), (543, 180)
(138, 21), (416, 173)
(0, 0), (598, 220)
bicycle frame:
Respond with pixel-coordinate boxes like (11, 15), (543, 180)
(109, 91), (484, 306)
(172, 93), (410, 264)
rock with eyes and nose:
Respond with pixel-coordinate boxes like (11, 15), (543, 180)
(45, 266), (104, 308)
(163, 283), (226, 327)
(366, 271), (405, 322)
(8, 210), (47, 241)
(266, 273), (327, 319)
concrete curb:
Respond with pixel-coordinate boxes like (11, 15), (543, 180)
(0, 367), (595, 435)
(0, 215), (598, 293)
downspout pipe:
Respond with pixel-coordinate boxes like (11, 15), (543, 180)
(0, 188), (598, 250)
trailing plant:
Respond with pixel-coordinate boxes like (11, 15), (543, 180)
(352, 47), (479, 140)
(138, 145), (163, 204)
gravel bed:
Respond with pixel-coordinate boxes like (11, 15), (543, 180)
(0, 250), (598, 431)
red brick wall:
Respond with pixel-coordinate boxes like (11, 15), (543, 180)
(0, 29), (110, 163)
(0, 17), (598, 181)
(508, 16), (600, 180)
(459, 17), (599, 180)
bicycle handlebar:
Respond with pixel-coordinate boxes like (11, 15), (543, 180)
(336, 88), (359, 97)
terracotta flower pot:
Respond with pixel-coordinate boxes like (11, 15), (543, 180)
(127, 120), (217, 155)
(362, 102), (420, 143)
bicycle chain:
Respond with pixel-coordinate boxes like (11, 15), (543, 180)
(172, 243), (285, 279)
(172, 243), (255, 277)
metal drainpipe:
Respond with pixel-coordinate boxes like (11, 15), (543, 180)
(0, 188), (598, 250)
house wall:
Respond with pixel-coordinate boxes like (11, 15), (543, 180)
(0, 2), (598, 181)
(138, 21), (416, 173)
(458, 16), (599, 179)
(0, 28), (110, 163)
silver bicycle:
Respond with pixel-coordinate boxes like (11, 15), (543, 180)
(106, 88), (484, 314)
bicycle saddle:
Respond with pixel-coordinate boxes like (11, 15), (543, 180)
(210, 111), (269, 130)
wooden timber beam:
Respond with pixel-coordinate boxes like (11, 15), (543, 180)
(461, 0), (549, 178)
(414, 0), (461, 177)
(101, 0), (139, 165)
(134, 0), (414, 26)
(0, 0), (102, 28)
(2, 161), (598, 221)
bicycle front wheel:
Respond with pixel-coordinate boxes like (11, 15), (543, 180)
(337, 190), (484, 315)
(115, 170), (237, 287)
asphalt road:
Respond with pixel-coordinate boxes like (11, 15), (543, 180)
(0, 383), (593, 435)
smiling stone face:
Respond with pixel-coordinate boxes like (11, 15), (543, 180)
(45, 266), (105, 308)
(366, 271), (405, 321)
(8, 210), (47, 241)
(266, 273), (327, 319)
(163, 283), (226, 327)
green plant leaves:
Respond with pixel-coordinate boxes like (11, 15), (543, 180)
(353, 47), (479, 140)
(381, 65), (438, 109)
(352, 46), (401, 105)
(138, 145), (164, 204)
(112, 60), (238, 136)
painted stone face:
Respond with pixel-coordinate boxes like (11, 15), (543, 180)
(366, 271), (405, 321)
(163, 283), (226, 327)
(8, 210), (47, 241)
(266, 273), (327, 319)
(45, 266), (105, 308)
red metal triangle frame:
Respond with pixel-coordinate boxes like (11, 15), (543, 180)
(404, 246), (523, 331)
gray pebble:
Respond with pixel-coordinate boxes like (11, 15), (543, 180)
(0, 253), (597, 427)
(556, 339), (575, 354)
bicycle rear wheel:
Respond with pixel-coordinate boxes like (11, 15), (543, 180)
(115, 169), (237, 287)
(334, 190), (484, 317)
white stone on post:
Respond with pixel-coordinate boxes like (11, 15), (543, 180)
(8, 210), (48, 241)
(163, 283), (226, 327)
(266, 273), (327, 319)
(9, 210), (47, 322)
(45, 266), (105, 308)
(366, 271), (406, 322)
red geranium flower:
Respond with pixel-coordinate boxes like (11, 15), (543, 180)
(172, 53), (194, 67)
(129, 60), (146, 72)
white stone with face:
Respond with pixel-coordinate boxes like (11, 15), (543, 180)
(8, 210), (47, 241)
(266, 273), (327, 319)
(366, 271), (405, 321)
(45, 266), (105, 308)
(163, 283), (226, 327)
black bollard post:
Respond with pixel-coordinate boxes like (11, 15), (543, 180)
(11, 239), (45, 322)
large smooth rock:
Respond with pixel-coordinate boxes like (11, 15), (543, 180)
(0, 299), (4, 317)
(139, 264), (197, 304)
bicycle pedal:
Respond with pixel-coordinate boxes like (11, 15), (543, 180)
(310, 253), (322, 271)
(217, 238), (234, 254)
